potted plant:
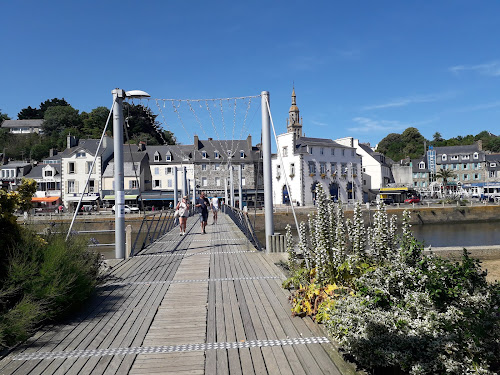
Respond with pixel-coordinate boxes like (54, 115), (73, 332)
(289, 174), (295, 179)
(310, 173), (316, 177)
(320, 173), (326, 179)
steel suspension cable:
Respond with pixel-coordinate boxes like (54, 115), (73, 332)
(264, 96), (304, 252)
(66, 98), (116, 241)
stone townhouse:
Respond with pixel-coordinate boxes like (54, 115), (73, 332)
(191, 134), (263, 207)
(60, 135), (114, 211)
(408, 142), (492, 197)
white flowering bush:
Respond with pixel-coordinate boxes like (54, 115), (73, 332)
(326, 248), (500, 374)
(284, 186), (500, 374)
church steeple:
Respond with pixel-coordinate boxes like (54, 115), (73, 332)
(287, 86), (302, 139)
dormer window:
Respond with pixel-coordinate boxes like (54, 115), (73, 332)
(154, 151), (160, 162)
(76, 151), (86, 158)
(442, 154), (447, 161)
(462, 155), (470, 160)
(419, 162), (425, 169)
(166, 152), (172, 161)
(214, 151), (220, 159)
(202, 151), (208, 159)
(451, 155), (459, 161)
(490, 163), (497, 168)
(473, 152), (479, 159)
(227, 150), (232, 158)
(240, 150), (245, 158)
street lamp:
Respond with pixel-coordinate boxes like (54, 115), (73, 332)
(113, 88), (150, 259)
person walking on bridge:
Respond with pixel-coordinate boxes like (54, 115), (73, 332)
(196, 191), (210, 234)
(210, 196), (219, 224)
(176, 195), (190, 236)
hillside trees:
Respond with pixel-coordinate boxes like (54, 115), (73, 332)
(18, 98), (70, 120)
(3, 99), (177, 162)
(377, 127), (500, 161)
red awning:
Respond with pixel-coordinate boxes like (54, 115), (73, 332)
(31, 196), (60, 203)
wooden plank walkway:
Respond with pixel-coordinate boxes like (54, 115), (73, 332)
(0, 214), (346, 375)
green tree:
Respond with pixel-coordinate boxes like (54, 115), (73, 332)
(18, 106), (41, 120)
(0, 110), (10, 122)
(39, 98), (69, 117)
(43, 106), (82, 136)
(122, 103), (176, 145)
(436, 167), (456, 195)
(17, 98), (69, 120)
(433, 132), (443, 142)
(81, 106), (110, 138)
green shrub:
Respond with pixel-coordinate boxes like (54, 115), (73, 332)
(0, 231), (102, 349)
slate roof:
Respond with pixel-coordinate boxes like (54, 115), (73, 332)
(485, 154), (500, 171)
(411, 158), (430, 173)
(61, 138), (112, 158)
(294, 137), (353, 154)
(145, 139), (261, 164)
(193, 139), (260, 162)
(24, 164), (60, 179)
(433, 144), (480, 155)
(1, 119), (44, 128)
(145, 145), (194, 163)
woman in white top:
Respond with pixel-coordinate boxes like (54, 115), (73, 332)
(176, 196), (190, 235)
(210, 197), (219, 225)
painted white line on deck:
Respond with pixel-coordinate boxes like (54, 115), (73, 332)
(102, 275), (282, 287)
(137, 250), (256, 257)
(12, 337), (331, 361)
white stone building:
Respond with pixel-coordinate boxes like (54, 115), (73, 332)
(335, 137), (394, 201)
(60, 136), (114, 211)
(271, 89), (362, 206)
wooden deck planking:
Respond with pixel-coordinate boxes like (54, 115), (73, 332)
(128, 229), (210, 375)
(228, 252), (296, 375)
(220, 233), (282, 375)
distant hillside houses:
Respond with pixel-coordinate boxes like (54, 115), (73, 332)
(1, 119), (44, 134)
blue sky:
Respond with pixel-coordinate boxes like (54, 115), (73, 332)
(2, 1), (500, 148)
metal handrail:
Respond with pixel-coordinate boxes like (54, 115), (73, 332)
(223, 205), (263, 251)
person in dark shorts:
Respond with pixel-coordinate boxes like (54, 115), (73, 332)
(195, 191), (210, 234)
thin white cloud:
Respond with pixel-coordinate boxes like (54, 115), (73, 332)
(449, 61), (500, 77)
(456, 100), (500, 112)
(310, 119), (328, 127)
(363, 92), (455, 110)
(348, 117), (437, 133)
(348, 117), (406, 133)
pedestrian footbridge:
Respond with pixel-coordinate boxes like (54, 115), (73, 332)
(0, 213), (348, 375)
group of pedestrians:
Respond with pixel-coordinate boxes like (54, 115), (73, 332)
(175, 191), (220, 236)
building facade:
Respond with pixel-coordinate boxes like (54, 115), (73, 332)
(272, 89), (362, 206)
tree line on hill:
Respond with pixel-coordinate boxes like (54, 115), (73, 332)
(376, 127), (500, 162)
(0, 99), (176, 162)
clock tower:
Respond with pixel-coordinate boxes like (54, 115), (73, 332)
(286, 87), (303, 139)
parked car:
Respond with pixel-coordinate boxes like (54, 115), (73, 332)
(404, 197), (420, 204)
(111, 204), (140, 214)
(376, 198), (394, 205)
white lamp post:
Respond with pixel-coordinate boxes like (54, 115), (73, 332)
(113, 88), (150, 259)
